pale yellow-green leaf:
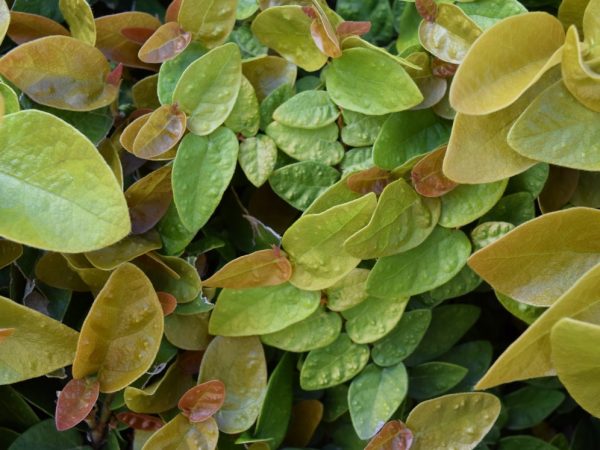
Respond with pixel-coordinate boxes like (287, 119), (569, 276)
(562, 26), (600, 112)
(251, 6), (328, 72)
(142, 414), (218, 450)
(0, 295), (79, 385)
(198, 336), (267, 434)
(475, 263), (600, 389)
(406, 393), (501, 450)
(0, 110), (130, 252)
(583, 0), (600, 56)
(551, 318), (600, 417)
(59, 0), (96, 45)
(178, 0), (237, 48)
(282, 194), (377, 290)
(558, 0), (590, 34)
(0, 0), (9, 46)
(72, 263), (164, 393)
(450, 12), (565, 115)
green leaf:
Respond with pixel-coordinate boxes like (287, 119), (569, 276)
(164, 313), (210, 351)
(367, 227), (471, 298)
(372, 309), (432, 367)
(72, 264), (164, 393)
(475, 264), (600, 390)
(438, 340), (493, 392)
(0, 386), (39, 431)
(344, 179), (440, 259)
(406, 393), (501, 450)
(273, 90), (339, 129)
(269, 161), (340, 211)
(406, 304), (481, 366)
(508, 81), (600, 170)
(336, 0), (394, 44)
(259, 82), (295, 130)
(0, 110), (129, 252)
(348, 363), (408, 440)
(439, 180), (508, 228)
(496, 291), (546, 325)
(225, 76), (260, 137)
(266, 121), (344, 165)
(341, 110), (388, 147)
(239, 135), (278, 187)
(254, 352), (294, 448)
(458, 0), (527, 29)
(7, 420), (86, 450)
(478, 192), (535, 226)
(172, 42), (242, 136)
(506, 163), (549, 197)
(157, 42), (206, 105)
(0, 295), (79, 385)
(198, 336), (267, 434)
(0, 83), (20, 115)
(469, 207), (600, 306)
(325, 268), (370, 312)
(173, 128), (239, 231)
(261, 307), (342, 352)
(504, 386), (565, 430)
(408, 362), (468, 400)
(300, 333), (370, 391)
(343, 295), (408, 344)
(420, 265), (482, 307)
(208, 283), (320, 336)
(251, 6), (328, 72)
(373, 110), (451, 170)
(551, 318), (600, 417)
(283, 194), (377, 290)
(498, 436), (560, 450)
(178, 0), (237, 48)
(326, 47), (423, 115)
(471, 221), (515, 251)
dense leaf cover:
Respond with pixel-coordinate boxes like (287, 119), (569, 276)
(0, 0), (600, 449)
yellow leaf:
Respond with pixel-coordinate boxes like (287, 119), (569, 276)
(138, 22), (192, 64)
(450, 12), (564, 115)
(72, 263), (164, 393)
(7, 11), (69, 45)
(142, 414), (218, 450)
(59, 0), (96, 45)
(562, 25), (600, 112)
(133, 104), (187, 159)
(178, 0), (237, 48)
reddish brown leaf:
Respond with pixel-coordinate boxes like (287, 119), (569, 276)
(178, 380), (226, 423)
(302, 6), (318, 19)
(165, 0), (183, 23)
(347, 167), (392, 195)
(431, 58), (458, 79)
(55, 378), (100, 431)
(415, 0), (438, 22)
(7, 11), (69, 45)
(336, 21), (371, 39)
(203, 249), (292, 289)
(365, 420), (414, 450)
(157, 291), (177, 316)
(124, 165), (173, 234)
(310, 19), (342, 58)
(411, 146), (458, 197)
(106, 63), (124, 87)
(116, 412), (164, 431)
(138, 22), (192, 64)
(121, 27), (157, 44)
(0, 328), (15, 343)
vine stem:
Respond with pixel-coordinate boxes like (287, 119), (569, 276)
(89, 393), (115, 449)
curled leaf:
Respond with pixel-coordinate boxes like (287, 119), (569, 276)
(55, 378), (100, 431)
(412, 146), (457, 197)
(133, 104), (186, 159)
(178, 380), (226, 423)
(141, 414), (218, 450)
(139, 22), (192, 64)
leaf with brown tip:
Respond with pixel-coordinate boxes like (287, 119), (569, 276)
(7, 11), (69, 45)
(139, 22), (192, 64)
(0, 36), (120, 111)
(365, 420), (413, 450)
(178, 380), (226, 423)
(412, 146), (457, 197)
(133, 104), (186, 159)
(55, 377), (100, 431)
(203, 249), (292, 289)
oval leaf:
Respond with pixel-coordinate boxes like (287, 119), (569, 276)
(55, 378), (100, 431)
(178, 380), (226, 423)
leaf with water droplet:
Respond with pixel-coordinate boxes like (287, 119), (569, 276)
(72, 263), (164, 393)
(172, 128), (239, 232)
(343, 295), (408, 344)
(326, 47), (423, 115)
(0, 295), (79, 384)
(209, 283), (320, 336)
(225, 76), (260, 137)
(172, 43), (241, 136)
(0, 110), (130, 252)
(178, 380), (226, 423)
(406, 392), (501, 450)
(273, 90), (339, 129)
(198, 336), (267, 434)
(283, 194), (377, 290)
(300, 333), (369, 390)
(325, 268), (369, 312)
(55, 377), (99, 431)
(239, 134), (278, 187)
(349, 363), (408, 439)
(141, 414), (218, 450)
(178, 0), (237, 48)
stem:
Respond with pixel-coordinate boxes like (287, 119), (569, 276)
(89, 393), (115, 449)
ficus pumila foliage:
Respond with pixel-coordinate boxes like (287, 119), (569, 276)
(0, 0), (599, 449)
